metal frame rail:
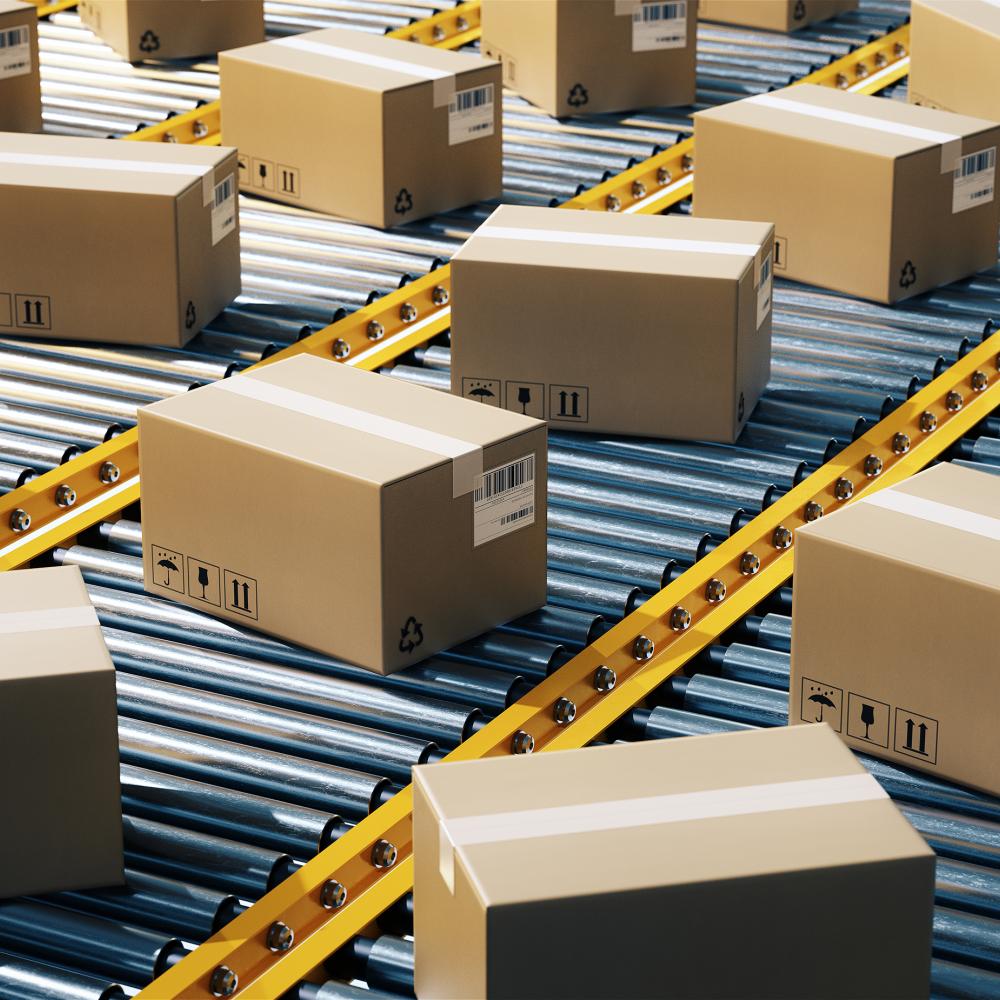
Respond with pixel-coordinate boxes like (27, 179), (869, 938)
(0, 10), (984, 998)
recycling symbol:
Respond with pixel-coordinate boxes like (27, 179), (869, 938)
(184, 301), (197, 330)
(567, 83), (589, 109)
(738, 392), (745, 421)
(793, 0), (806, 20)
(394, 188), (413, 215)
(899, 260), (917, 289)
(398, 615), (424, 654)
(139, 30), (160, 53)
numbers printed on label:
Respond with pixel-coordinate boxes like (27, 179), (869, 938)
(449, 83), (495, 146)
(631, 0), (687, 52)
(953, 146), (996, 214)
(473, 453), (536, 546)
(0, 25), (31, 80)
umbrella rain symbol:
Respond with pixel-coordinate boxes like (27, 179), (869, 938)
(157, 557), (179, 586)
(468, 381), (495, 403)
(807, 685), (837, 723)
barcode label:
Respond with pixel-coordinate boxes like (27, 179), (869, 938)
(953, 146), (996, 214)
(211, 174), (237, 245)
(449, 83), (495, 146)
(631, 0), (687, 51)
(0, 25), (30, 80)
(474, 453), (536, 546)
(756, 250), (773, 329)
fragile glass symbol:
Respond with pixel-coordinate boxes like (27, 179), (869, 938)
(197, 566), (210, 598)
(516, 386), (531, 413)
(860, 703), (875, 740)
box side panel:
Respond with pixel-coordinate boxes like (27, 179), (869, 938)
(735, 252), (772, 439)
(699, 0), (793, 31)
(0, 7), (41, 132)
(481, 0), (557, 116)
(0, 185), (180, 344)
(379, 426), (547, 674)
(175, 152), (242, 346)
(694, 115), (894, 302)
(78, 0), (132, 60)
(382, 63), (503, 226)
(791, 529), (1000, 796)
(889, 131), (1000, 303)
(138, 409), (386, 670)
(0, 671), (124, 898)
(413, 778), (487, 999)
(220, 55), (384, 224)
(122, 0), (264, 61)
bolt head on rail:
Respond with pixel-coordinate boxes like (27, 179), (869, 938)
(9, 509), (30, 533)
(705, 578), (726, 603)
(834, 477), (854, 501)
(632, 635), (654, 660)
(99, 461), (121, 485)
(606, 194), (621, 212)
(332, 338), (350, 360)
(891, 432), (910, 455)
(945, 390), (963, 412)
(804, 501), (823, 522)
(432, 285), (449, 306)
(971, 370), (989, 392)
(320, 879), (348, 910)
(210, 966), (238, 998)
(371, 839), (398, 869)
(367, 320), (385, 341)
(632, 180), (646, 199)
(511, 730), (535, 754)
(863, 454), (883, 478)
(739, 551), (760, 575)
(771, 526), (793, 550)
(656, 166), (672, 185)
(553, 697), (577, 726)
(919, 411), (937, 433)
(594, 664), (618, 693)
(669, 606), (691, 631)
(399, 303), (418, 323)
(54, 485), (77, 509)
(266, 921), (294, 953)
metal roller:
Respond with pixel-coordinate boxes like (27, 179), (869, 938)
(0, 952), (126, 1000)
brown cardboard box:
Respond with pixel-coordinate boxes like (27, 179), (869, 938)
(792, 462), (1000, 797)
(78, 0), (263, 62)
(450, 205), (774, 441)
(219, 29), (501, 227)
(910, 1), (1000, 123)
(139, 355), (546, 674)
(0, 1), (41, 132)
(481, 0), (696, 118)
(694, 83), (1000, 304)
(699, 0), (857, 32)
(0, 133), (241, 345)
(414, 725), (934, 999)
(0, 565), (124, 898)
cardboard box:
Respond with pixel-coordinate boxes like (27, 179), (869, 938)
(0, 1), (41, 133)
(0, 133), (241, 346)
(910, 1), (1000, 123)
(792, 462), (1000, 797)
(139, 355), (547, 675)
(699, 0), (857, 32)
(450, 205), (773, 441)
(414, 725), (934, 999)
(694, 83), (1000, 304)
(0, 565), (124, 898)
(481, 0), (696, 118)
(78, 0), (263, 62)
(219, 29), (502, 227)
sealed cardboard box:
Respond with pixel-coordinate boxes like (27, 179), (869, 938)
(78, 0), (264, 62)
(792, 462), (1000, 797)
(450, 205), (773, 441)
(699, 0), (857, 31)
(694, 83), (1000, 304)
(219, 29), (501, 227)
(481, 0), (696, 117)
(414, 725), (934, 999)
(0, 565), (124, 898)
(0, 133), (240, 346)
(139, 355), (546, 674)
(0, 1), (41, 132)
(910, 0), (1000, 123)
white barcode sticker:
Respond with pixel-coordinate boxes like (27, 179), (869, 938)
(211, 174), (236, 245)
(756, 251), (772, 329)
(0, 25), (31, 81)
(953, 147), (996, 214)
(449, 83), (495, 146)
(632, 1), (687, 52)
(473, 453), (536, 546)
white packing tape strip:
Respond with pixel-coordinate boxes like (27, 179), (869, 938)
(861, 489), (1000, 541)
(745, 93), (964, 173)
(0, 605), (99, 635)
(273, 36), (456, 107)
(438, 772), (886, 892)
(214, 377), (482, 498)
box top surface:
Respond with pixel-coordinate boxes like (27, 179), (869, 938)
(798, 461), (1000, 591)
(0, 133), (234, 196)
(415, 725), (930, 907)
(0, 565), (114, 681)
(141, 355), (543, 491)
(220, 26), (497, 95)
(453, 204), (773, 281)
(0, 1), (32, 16)
(916, 0), (1000, 37)
(695, 83), (998, 162)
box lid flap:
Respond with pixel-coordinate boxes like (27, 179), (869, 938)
(0, 565), (114, 681)
(453, 204), (773, 281)
(798, 461), (1000, 590)
(917, 0), (1000, 39)
(142, 355), (542, 496)
(0, 1), (32, 16)
(695, 84), (997, 168)
(0, 133), (234, 196)
(414, 725), (930, 907)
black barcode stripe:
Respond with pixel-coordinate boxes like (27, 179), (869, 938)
(959, 148), (996, 178)
(454, 84), (494, 113)
(213, 176), (234, 207)
(500, 505), (534, 526)
(0, 27), (28, 49)
(636, 1), (685, 22)
(474, 455), (534, 503)
(760, 255), (771, 284)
